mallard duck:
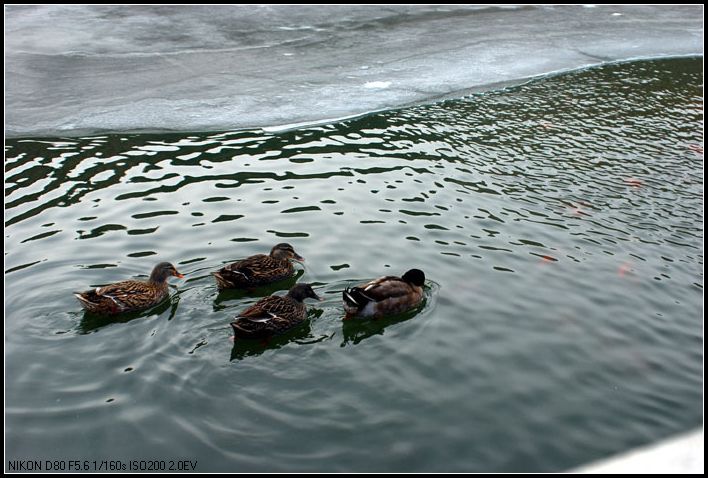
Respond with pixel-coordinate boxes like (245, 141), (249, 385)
(213, 243), (304, 289)
(230, 283), (321, 339)
(342, 269), (425, 319)
(75, 262), (184, 315)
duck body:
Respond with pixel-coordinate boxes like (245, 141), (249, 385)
(75, 262), (184, 315)
(231, 283), (320, 339)
(213, 243), (303, 290)
(343, 269), (425, 319)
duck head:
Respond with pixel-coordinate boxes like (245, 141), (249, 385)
(287, 283), (322, 302)
(402, 269), (425, 287)
(270, 243), (304, 263)
(149, 262), (185, 283)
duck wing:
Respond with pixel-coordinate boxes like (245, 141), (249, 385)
(215, 254), (291, 288)
(77, 280), (166, 313)
(101, 280), (166, 308)
(238, 296), (301, 323)
(356, 276), (413, 302)
(232, 295), (305, 338)
(343, 275), (424, 318)
(235, 255), (284, 278)
(343, 276), (416, 312)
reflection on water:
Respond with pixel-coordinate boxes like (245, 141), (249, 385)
(341, 305), (423, 347)
(5, 57), (703, 472)
(230, 322), (315, 361)
(78, 295), (180, 334)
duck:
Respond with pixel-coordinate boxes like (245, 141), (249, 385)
(230, 283), (321, 339)
(213, 243), (304, 290)
(342, 269), (425, 319)
(75, 262), (184, 315)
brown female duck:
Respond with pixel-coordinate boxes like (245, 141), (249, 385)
(213, 243), (304, 290)
(230, 283), (321, 339)
(343, 269), (425, 319)
(75, 262), (184, 315)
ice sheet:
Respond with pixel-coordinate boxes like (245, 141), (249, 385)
(5, 5), (703, 137)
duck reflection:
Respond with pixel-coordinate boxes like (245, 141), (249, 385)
(230, 318), (323, 361)
(78, 294), (179, 333)
(340, 305), (422, 346)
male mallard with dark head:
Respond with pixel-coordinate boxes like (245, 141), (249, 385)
(75, 262), (184, 315)
(213, 243), (304, 290)
(343, 269), (425, 319)
(230, 283), (321, 339)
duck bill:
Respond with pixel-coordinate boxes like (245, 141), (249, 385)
(174, 271), (185, 278)
(292, 253), (305, 263)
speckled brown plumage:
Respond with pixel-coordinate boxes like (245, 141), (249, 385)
(213, 243), (304, 289)
(75, 262), (184, 315)
(343, 269), (425, 319)
(230, 283), (320, 339)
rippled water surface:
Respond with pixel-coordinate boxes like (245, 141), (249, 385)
(5, 57), (703, 472)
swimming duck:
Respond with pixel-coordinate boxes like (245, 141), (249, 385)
(75, 262), (184, 315)
(230, 283), (321, 339)
(342, 269), (425, 319)
(213, 243), (304, 290)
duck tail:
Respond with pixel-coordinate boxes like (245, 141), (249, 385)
(74, 292), (98, 311)
(230, 320), (248, 338)
(212, 271), (233, 290)
(230, 320), (268, 340)
(342, 287), (372, 311)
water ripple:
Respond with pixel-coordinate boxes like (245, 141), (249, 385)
(5, 57), (703, 472)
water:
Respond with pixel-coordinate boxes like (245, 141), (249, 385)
(5, 57), (703, 472)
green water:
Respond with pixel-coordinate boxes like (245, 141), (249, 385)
(5, 57), (703, 472)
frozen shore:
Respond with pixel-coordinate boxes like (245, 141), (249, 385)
(5, 5), (703, 137)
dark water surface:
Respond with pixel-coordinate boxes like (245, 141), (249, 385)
(5, 57), (703, 472)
